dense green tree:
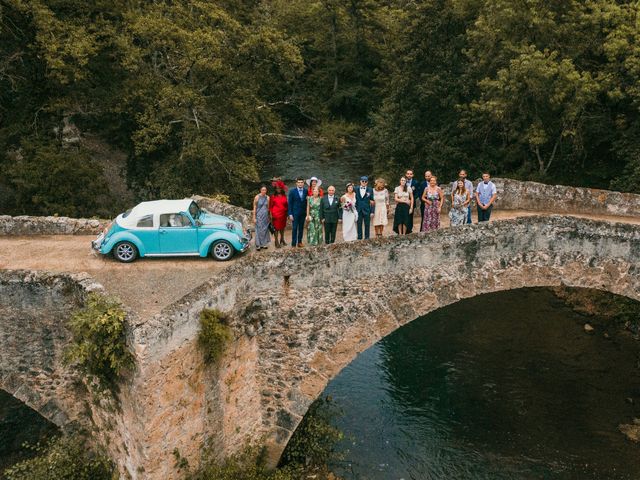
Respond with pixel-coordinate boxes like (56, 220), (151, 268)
(369, 0), (640, 189)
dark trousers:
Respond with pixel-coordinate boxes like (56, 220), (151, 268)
(466, 205), (472, 224)
(420, 203), (426, 230)
(477, 205), (493, 222)
(291, 214), (305, 245)
(324, 222), (337, 244)
(357, 212), (371, 239)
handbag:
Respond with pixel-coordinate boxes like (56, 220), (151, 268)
(268, 222), (276, 234)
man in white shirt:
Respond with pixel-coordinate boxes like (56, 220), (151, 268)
(319, 185), (341, 244)
(475, 172), (497, 222)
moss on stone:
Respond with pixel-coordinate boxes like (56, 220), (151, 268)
(198, 309), (233, 365)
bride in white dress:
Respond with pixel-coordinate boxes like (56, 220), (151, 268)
(341, 183), (358, 242)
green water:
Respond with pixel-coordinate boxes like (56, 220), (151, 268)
(258, 137), (373, 188)
(323, 288), (640, 479)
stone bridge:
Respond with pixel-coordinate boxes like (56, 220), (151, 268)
(2, 180), (640, 479)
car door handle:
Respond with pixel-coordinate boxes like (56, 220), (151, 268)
(159, 230), (167, 234)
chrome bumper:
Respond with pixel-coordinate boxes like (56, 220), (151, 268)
(240, 230), (252, 252)
(91, 233), (104, 251)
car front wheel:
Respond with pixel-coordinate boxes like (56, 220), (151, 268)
(211, 240), (234, 261)
(114, 241), (138, 263)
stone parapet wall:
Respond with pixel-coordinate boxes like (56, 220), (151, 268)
(0, 215), (108, 236)
(0, 196), (252, 236)
(382, 178), (640, 218)
(488, 178), (640, 217)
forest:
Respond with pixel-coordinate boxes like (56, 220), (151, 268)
(1, 0), (639, 216)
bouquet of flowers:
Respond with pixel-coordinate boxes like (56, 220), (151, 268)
(342, 200), (355, 214)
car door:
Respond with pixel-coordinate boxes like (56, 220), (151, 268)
(158, 213), (198, 253)
(132, 214), (160, 254)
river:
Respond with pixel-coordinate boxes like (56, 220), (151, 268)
(319, 287), (640, 479)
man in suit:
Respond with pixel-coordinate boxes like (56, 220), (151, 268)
(319, 185), (341, 244)
(405, 169), (420, 233)
(288, 177), (308, 247)
(355, 176), (375, 240)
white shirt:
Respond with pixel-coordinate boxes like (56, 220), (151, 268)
(328, 195), (334, 205)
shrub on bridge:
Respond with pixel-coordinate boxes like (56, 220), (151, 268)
(65, 293), (134, 390)
(2, 435), (114, 480)
(198, 309), (233, 365)
(188, 447), (297, 480)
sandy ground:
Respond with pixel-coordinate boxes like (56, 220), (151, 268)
(1, 210), (638, 318)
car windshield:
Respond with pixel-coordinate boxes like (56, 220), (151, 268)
(188, 201), (201, 219)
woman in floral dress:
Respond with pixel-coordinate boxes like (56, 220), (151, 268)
(252, 185), (271, 250)
(306, 186), (323, 245)
(449, 179), (470, 226)
(421, 176), (443, 232)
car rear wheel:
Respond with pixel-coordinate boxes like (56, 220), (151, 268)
(114, 241), (138, 263)
(211, 240), (234, 261)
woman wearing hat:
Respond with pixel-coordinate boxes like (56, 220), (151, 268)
(269, 180), (289, 248)
(306, 177), (324, 197)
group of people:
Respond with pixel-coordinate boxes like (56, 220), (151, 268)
(251, 170), (497, 250)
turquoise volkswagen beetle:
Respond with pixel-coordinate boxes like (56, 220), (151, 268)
(92, 199), (251, 262)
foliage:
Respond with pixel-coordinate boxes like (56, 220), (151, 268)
(2, 0), (640, 215)
(198, 309), (233, 365)
(64, 293), (134, 390)
(2, 435), (115, 480)
(187, 447), (298, 480)
(280, 396), (345, 469)
(368, 0), (640, 190)
(188, 396), (345, 479)
(2, 141), (105, 217)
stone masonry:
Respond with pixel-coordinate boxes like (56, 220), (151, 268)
(2, 181), (640, 478)
(128, 215), (640, 476)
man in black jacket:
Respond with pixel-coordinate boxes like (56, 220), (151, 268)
(319, 185), (341, 244)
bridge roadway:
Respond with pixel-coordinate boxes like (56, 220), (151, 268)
(1, 209), (638, 318)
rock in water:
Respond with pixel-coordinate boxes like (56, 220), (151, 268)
(584, 323), (595, 333)
(619, 419), (640, 442)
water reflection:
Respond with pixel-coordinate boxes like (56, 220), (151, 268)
(325, 288), (640, 479)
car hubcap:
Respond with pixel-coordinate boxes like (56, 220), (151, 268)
(214, 243), (231, 259)
(117, 244), (134, 261)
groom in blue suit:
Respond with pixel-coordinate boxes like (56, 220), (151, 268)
(355, 175), (375, 240)
(288, 177), (308, 247)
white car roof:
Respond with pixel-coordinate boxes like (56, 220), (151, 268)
(118, 199), (194, 227)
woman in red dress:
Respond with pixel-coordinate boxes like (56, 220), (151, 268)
(269, 180), (289, 248)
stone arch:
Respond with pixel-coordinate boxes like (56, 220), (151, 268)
(129, 215), (640, 475)
(231, 216), (640, 465)
(0, 271), (97, 433)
